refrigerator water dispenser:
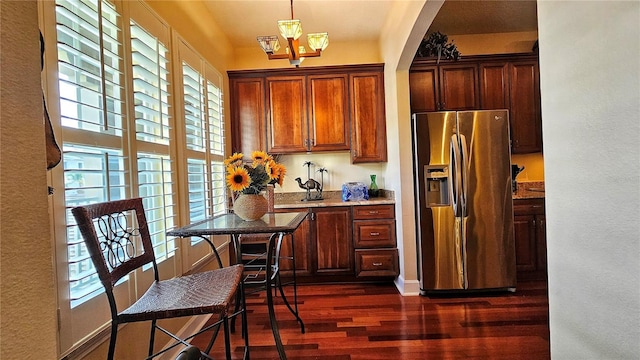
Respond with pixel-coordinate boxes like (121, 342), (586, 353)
(424, 165), (449, 207)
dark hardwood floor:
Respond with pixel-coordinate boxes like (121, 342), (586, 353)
(193, 281), (550, 360)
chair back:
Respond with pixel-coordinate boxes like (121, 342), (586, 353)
(72, 198), (158, 294)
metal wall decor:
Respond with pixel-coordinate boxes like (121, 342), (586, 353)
(295, 161), (325, 201)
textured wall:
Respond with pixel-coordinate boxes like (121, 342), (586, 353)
(0, 1), (58, 359)
(538, 1), (640, 358)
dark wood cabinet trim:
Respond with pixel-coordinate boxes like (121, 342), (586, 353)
(411, 52), (539, 67)
(228, 63), (384, 78)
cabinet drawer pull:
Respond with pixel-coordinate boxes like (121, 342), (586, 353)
(368, 211), (379, 214)
(372, 262), (383, 266)
(532, 205), (542, 208)
(370, 232), (380, 236)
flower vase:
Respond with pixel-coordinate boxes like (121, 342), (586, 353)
(233, 194), (268, 221)
(368, 174), (380, 198)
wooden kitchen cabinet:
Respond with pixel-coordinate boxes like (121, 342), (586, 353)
(409, 63), (479, 111)
(272, 209), (312, 277)
(409, 66), (439, 112)
(275, 204), (400, 283)
(353, 204), (399, 278)
(266, 76), (308, 153)
(479, 59), (542, 153)
(350, 71), (388, 163)
(509, 60), (542, 153)
(230, 77), (266, 156)
(229, 64), (386, 162)
(307, 74), (350, 151)
(267, 74), (350, 153)
(312, 206), (354, 275)
(277, 206), (353, 279)
(438, 63), (479, 110)
(411, 53), (542, 154)
(513, 198), (547, 281)
(479, 62), (509, 109)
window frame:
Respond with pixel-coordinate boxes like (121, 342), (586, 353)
(39, 0), (229, 356)
(172, 35), (229, 270)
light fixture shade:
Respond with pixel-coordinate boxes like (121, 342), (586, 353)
(257, 35), (281, 54)
(307, 32), (329, 51)
(277, 19), (302, 40)
(298, 46), (306, 63)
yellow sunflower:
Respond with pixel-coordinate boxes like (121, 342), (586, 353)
(265, 159), (278, 181)
(224, 152), (244, 167)
(273, 163), (287, 186)
(226, 166), (250, 192)
(251, 150), (271, 166)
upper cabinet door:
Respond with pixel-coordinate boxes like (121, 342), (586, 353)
(307, 74), (350, 152)
(479, 62), (510, 110)
(266, 76), (308, 154)
(350, 72), (387, 163)
(438, 64), (479, 110)
(230, 78), (266, 156)
(509, 61), (542, 153)
(409, 67), (439, 112)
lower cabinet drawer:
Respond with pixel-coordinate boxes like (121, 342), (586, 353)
(353, 220), (396, 248)
(355, 249), (399, 277)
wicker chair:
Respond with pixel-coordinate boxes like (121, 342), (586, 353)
(72, 198), (249, 360)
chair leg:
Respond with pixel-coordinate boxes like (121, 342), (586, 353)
(240, 283), (250, 360)
(203, 315), (222, 354)
(148, 319), (157, 358)
(108, 322), (118, 360)
(223, 317), (232, 360)
(230, 290), (241, 333)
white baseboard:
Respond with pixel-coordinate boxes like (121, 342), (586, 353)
(394, 275), (421, 296)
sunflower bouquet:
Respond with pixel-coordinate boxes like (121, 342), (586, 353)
(224, 151), (286, 195)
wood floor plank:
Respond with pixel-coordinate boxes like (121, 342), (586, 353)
(191, 281), (550, 359)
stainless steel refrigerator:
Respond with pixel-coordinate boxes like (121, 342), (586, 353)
(412, 110), (516, 294)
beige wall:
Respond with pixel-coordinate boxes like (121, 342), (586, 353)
(538, 1), (639, 357)
(450, 31), (538, 55)
(0, 1), (58, 359)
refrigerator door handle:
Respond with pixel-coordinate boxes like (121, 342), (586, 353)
(459, 134), (470, 217)
(449, 134), (462, 216)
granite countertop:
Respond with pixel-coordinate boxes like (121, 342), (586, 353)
(273, 190), (395, 209)
(271, 182), (543, 208)
(513, 181), (545, 199)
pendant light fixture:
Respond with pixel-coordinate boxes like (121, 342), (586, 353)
(257, 0), (329, 67)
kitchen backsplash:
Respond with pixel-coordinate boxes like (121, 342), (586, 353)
(272, 151), (544, 193)
(274, 152), (385, 193)
(511, 152), (545, 181)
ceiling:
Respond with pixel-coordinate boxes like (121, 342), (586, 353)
(203, 0), (538, 48)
